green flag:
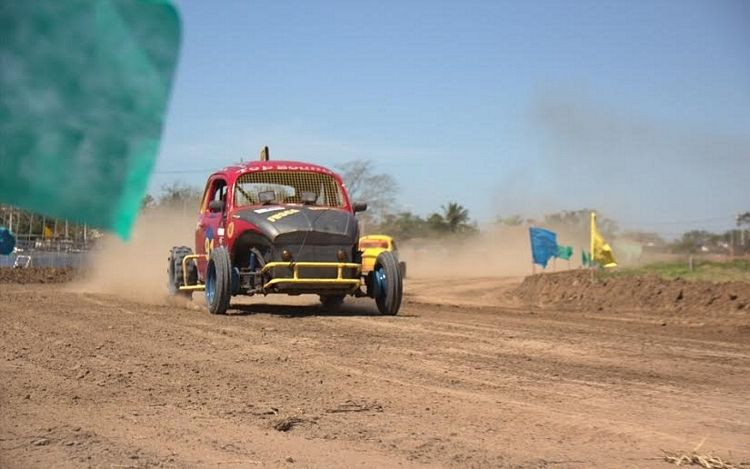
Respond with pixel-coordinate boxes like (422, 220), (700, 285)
(582, 250), (591, 267)
(556, 245), (573, 260)
(0, 1), (181, 239)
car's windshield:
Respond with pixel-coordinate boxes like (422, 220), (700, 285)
(234, 171), (345, 208)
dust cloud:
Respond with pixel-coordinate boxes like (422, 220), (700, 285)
(400, 224), (586, 279)
(514, 92), (750, 228)
(72, 209), (196, 304)
(74, 210), (588, 305)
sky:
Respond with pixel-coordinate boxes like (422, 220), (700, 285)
(153, 0), (750, 237)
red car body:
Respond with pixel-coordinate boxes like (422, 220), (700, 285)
(193, 160), (354, 281)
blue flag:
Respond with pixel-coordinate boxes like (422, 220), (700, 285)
(0, 227), (15, 255)
(529, 227), (557, 268)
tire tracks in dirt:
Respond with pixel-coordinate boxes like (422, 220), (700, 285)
(1, 283), (749, 468)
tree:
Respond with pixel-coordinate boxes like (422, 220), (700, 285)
(158, 182), (202, 208)
(426, 212), (448, 233)
(738, 212), (750, 227)
(670, 230), (715, 254)
(336, 160), (398, 222)
(438, 202), (476, 234)
(141, 194), (156, 211)
(441, 202), (469, 233)
(375, 211), (429, 240)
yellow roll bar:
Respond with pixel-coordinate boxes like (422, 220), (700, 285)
(178, 254), (206, 291)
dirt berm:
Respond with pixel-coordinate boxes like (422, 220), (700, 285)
(515, 269), (750, 315)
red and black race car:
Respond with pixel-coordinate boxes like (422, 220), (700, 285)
(167, 149), (402, 315)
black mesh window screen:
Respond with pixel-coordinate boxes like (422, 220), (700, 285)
(234, 171), (345, 208)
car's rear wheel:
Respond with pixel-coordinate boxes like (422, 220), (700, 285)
(206, 246), (232, 314)
(168, 246), (197, 299)
(373, 251), (403, 315)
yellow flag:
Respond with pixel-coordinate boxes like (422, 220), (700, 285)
(43, 226), (53, 239)
(590, 212), (617, 268)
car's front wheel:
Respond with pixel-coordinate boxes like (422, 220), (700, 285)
(373, 251), (403, 315)
(206, 246), (232, 314)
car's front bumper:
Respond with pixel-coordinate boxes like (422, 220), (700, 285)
(262, 261), (362, 293)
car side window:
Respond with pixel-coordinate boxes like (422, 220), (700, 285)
(213, 181), (227, 203)
(202, 178), (227, 212)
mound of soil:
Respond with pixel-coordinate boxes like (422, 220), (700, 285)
(514, 270), (750, 314)
(0, 267), (76, 284)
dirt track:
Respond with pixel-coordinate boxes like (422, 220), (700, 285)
(2, 277), (749, 468)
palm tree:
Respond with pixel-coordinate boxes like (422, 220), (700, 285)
(441, 202), (470, 233)
(427, 213), (448, 232)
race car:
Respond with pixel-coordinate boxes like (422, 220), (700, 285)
(359, 234), (406, 278)
(167, 149), (403, 315)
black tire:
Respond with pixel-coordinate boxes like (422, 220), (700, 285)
(374, 251), (403, 315)
(319, 294), (345, 310)
(399, 261), (407, 279)
(206, 246), (232, 315)
(168, 246), (197, 299)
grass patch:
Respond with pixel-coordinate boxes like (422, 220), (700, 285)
(605, 259), (750, 282)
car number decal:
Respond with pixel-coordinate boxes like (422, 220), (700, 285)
(254, 206), (284, 214)
(268, 209), (299, 222)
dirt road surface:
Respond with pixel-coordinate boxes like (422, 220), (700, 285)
(2, 278), (749, 468)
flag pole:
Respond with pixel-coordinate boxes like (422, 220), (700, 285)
(590, 211), (595, 282)
(530, 226), (536, 275)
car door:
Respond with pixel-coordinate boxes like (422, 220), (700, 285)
(196, 177), (227, 279)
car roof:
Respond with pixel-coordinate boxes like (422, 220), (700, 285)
(211, 160), (338, 180)
(360, 235), (394, 242)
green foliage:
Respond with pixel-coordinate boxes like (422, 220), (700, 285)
(158, 182), (203, 208)
(439, 202), (476, 234)
(375, 212), (431, 240)
(669, 230), (728, 254)
(426, 213), (448, 233)
(371, 202), (476, 240)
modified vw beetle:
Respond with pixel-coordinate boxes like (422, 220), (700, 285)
(167, 150), (403, 315)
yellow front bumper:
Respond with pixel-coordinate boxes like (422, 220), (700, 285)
(261, 261), (362, 291)
(177, 257), (362, 293)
